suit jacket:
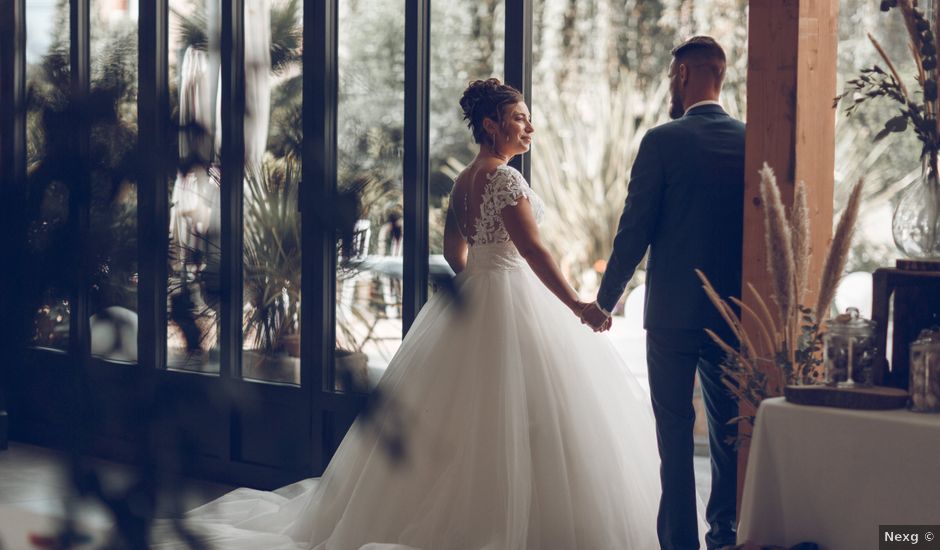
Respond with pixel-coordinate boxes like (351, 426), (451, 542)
(597, 104), (745, 332)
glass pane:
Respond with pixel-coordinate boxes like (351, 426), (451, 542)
(167, 0), (222, 372)
(428, 0), (504, 291)
(335, 0), (405, 392)
(834, 0), (911, 274)
(89, 0), (140, 364)
(241, 0), (303, 385)
(26, 0), (71, 352)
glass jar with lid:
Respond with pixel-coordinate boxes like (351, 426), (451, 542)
(823, 307), (877, 387)
(909, 326), (940, 412)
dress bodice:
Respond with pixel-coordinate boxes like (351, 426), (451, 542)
(454, 165), (545, 272)
(471, 165), (545, 245)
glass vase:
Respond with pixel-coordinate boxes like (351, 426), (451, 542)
(892, 154), (940, 259)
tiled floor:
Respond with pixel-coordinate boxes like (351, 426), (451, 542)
(0, 442), (233, 548)
(0, 440), (712, 548)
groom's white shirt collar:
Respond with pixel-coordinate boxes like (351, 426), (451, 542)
(684, 99), (722, 115)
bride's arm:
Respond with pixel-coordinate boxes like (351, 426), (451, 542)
(502, 199), (586, 316)
(443, 201), (467, 273)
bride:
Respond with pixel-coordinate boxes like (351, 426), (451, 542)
(153, 78), (704, 549)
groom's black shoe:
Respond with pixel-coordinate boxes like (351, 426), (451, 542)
(705, 518), (737, 550)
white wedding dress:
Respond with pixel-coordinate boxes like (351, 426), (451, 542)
(153, 165), (703, 549)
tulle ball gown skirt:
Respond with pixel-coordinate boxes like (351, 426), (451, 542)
(152, 243), (665, 549)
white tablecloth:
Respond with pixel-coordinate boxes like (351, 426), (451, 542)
(738, 397), (940, 550)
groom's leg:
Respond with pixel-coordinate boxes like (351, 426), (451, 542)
(646, 329), (701, 550)
(697, 339), (739, 549)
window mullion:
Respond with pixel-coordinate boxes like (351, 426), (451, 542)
(403, 0), (431, 334)
(505, 0), (532, 183)
(220, 0), (246, 380)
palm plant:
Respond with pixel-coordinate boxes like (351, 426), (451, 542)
(172, 0), (301, 73)
(243, 157), (301, 353)
(269, 0), (303, 75)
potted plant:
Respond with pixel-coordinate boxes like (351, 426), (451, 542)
(697, 164), (865, 444)
(242, 157), (301, 382)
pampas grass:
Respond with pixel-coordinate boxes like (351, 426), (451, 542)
(697, 164), (866, 441)
(791, 181), (811, 307)
(815, 178), (866, 319)
(759, 163), (796, 332)
(759, 162), (798, 365)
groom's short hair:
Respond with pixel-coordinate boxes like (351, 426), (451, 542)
(671, 36), (726, 84)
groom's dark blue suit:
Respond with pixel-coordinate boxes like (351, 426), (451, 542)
(597, 103), (745, 550)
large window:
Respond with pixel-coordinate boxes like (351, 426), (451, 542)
(26, 0), (72, 353)
(241, 0), (304, 385)
(835, 0), (914, 276)
(334, 0), (406, 392)
(89, 0), (140, 363)
(166, 0), (221, 373)
(8, 0), (534, 484)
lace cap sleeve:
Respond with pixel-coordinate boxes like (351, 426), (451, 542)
(486, 166), (530, 212)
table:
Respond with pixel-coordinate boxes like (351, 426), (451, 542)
(738, 397), (940, 550)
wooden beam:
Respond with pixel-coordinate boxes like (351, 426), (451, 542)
(741, 0), (838, 510)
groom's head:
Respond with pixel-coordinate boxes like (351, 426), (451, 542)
(668, 36), (726, 119)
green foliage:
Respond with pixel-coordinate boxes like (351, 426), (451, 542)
(837, 2), (940, 159)
(243, 158), (302, 351)
(269, 0), (303, 74)
(171, 0), (302, 74)
(170, 3), (209, 53)
(268, 74), (302, 160)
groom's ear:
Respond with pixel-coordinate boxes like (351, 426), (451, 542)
(677, 63), (688, 84)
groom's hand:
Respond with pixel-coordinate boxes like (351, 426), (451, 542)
(580, 302), (612, 332)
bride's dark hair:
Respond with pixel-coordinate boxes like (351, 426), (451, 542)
(459, 78), (524, 145)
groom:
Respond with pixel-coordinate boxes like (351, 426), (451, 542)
(582, 36), (744, 550)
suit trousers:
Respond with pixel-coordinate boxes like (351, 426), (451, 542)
(646, 328), (738, 550)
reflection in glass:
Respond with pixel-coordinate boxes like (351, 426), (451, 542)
(26, 0), (71, 352)
(167, 0), (221, 372)
(32, 290), (71, 351)
(241, 0), (303, 384)
(89, 0), (140, 363)
(335, 0), (405, 392)
(428, 0), (505, 290)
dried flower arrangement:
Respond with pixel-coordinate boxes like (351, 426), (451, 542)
(696, 164), (865, 442)
(835, 0), (939, 161)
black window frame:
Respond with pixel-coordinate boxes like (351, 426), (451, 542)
(0, 0), (533, 485)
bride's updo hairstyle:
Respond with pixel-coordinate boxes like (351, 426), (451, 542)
(459, 78), (524, 145)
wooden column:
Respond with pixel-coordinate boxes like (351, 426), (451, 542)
(741, 0), (838, 508)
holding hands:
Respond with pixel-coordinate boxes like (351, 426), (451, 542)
(579, 302), (612, 333)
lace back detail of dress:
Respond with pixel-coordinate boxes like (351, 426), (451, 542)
(454, 164), (543, 246)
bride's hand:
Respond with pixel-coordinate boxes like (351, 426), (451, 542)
(580, 302), (613, 332)
(570, 300), (591, 318)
